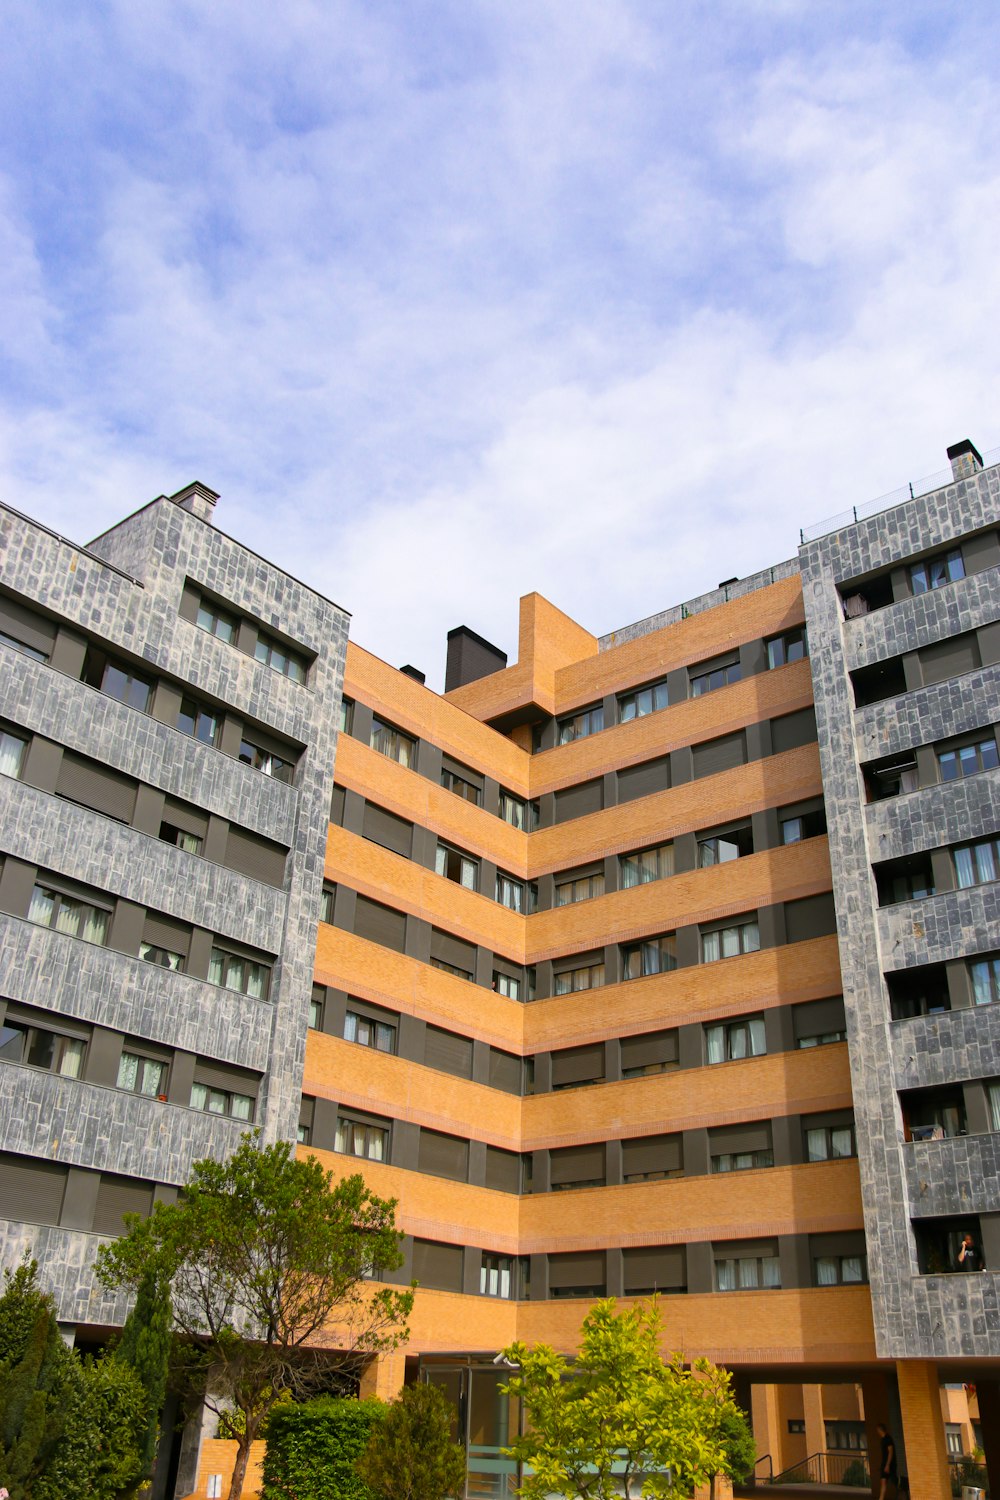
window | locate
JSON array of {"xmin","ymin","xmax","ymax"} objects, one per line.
[
  {"xmin": 480, "ymin": 1253, "xmax": 523, "ymax": 1299},
  {"xmin": 27, "ymin": 883, "xmax": 110, "ymax": 947},
  {"xmin": 825, "ymin": 1422, "xmax": 867, "ymax": 1452},
  {"xmin": 553, "ymin": 960, "xmax": 605, "ymax": 995},
  {"xmin": 83, "ymin": 649, "xmax": 154, "ymax": 713},
  {"xmin": 196, "ymin": 599, "xmax": 237, "ymax": 644},
  {"xmin": 320, "ymin": 883, "xmax": 336, "ymax": 923},
  {"xmin": 781, "ymin": 806, "xmax": 827, "ymax": 843},
  {"xmin": 620, "ymin": 842, "xmax": 674, "ymax": 888},
  {"xmin": 788, "ymin": 1420, "xmax": 805, "ymax": 1435},
  {"xmin": 971, "ymin": 956, "xmax": 1000, "ymax": 1006},
  {"xmin": 555, "ymin": 871, "xmax": 605, "ymax": 905},
  {"xmin": 190, "ymin": 1082, "xmax": 254, "ymax": 1120},
  {"xmin": 0, "ymin": 1016, "xmax": 85, "ymax": 1079},
  {"xmin": 495, "ymin": 872, "xmax": 536, "ymax": 913},
  {"xmin": 335, "ymin": 1115, "xmax": 388, "ymax": 1162},
  {"xmin": 238, "ymin": 738, "xmax": 294, "ymax": 783},
  {"xmin": 910, "ymin": 548, "xmax": 964, "ymax": 594},
  {"xmin": 440, "ymin": 765, "xmax": 482, "ymax": 805},
  {"xmin": 116, "ymin": 1050, "xmax": 168, "ymax": 1097},
  {"xmin": 622, "ymin": 935, "xmax": 676, "ymax": 980},
  {"xmin": 340, "ymin": 698, "xmax": 354, "ymax": 734},
  {"xmin": 208, "ymin": 946, "xmax": 270, "ymax": 1000},
  {"xmin": 698, "ymin": 824, "xmax": 752, "ymax": 866},
  {"xmin": 370, "ymin": 717, "xmax": 415, "ymax": 768},
  {"xmin": 159, "ymin": 821, "xmax": 202, "ymax": 855},
  {"xmin": 805, "ymin": 1124, "xmax": 856, "ymax": 1161},
  {"xmin": 701, "ymin": 921, "xmax": 760, "ymax": 963},
  {"xmin": 493, "ymin": 969, "xmax": 527, "ymax": 1001},
  {"xmin": 344, "ymin": 1009, "xmax": 396, "ymax": 1054},
  {"xmin": 712, "ymin": 1150, "xmax": 773, "ymax": 1173},
  {"xmin": 557, "ymin": 704, "xmax": 604, "ymax": 744},
  {"xmin": 499, "ymin": 791, "xmax": 539, "ymax": 830},
  {"xmin": 0, "ymin": 629, "xmax": 47, "ymax": 662},
  {"xmin": 876, "ymin": 856, "xmax": 935, "ymax": 905},
  {"xmin": 814, "ymin": 1253, "xmax": 867, "ymax": 1286},
  {"xmin": 767, "ymin": 628, "xmax": 807, "ymax": 669},
  {"xmin": 939, "ymin": 737, "xmax": 999, "ymax": 781},
  {"xmin": 179, "ymin": 697, "xmax": 219, "ymax": 747},
  {"xmin": 690, "ymin": 657, "xmax": 740, "ymax": 696},
  {"xmin": 435, "ymin": 842, "xmax": 479, "ymax": 891},
  {"xmin": 309, "ymin": 986, "xmax": 326, "ymax": 1029},
  {"xmin": 945, "ymin": 1426, "xmax": 964, "ymax": 1457},
  {"xmin": 618, "ymin": 679, "xmax": 668, "ymax": 722},
  {"xmin": 254, "ymin": 632, "xmax": 307, "ymax": 684},
  {"xmin": 865, "ymin": 756, "xmax": 918, "ymax": 801},
  {"xmin": 0, "ymin": 727, "xmax": 27, "ymax": 781},
  {"xmin": 706, "ymin": 1015, "xmax": 766, "ymax": 1063},
  {"xmin": 139, "ymin": 941, "xmax": 184, "ymax": 972},
  {"xmin": 955, "ymin": 837, "xmax": 1000, "ymax": 890},
  {"xmin": 797, "ymin": 1028, "xmax": 845, "ymax": 1049},
  {"xmin": 715, "ymin": 1253, "xmax": 780, "ymax": 1291}
]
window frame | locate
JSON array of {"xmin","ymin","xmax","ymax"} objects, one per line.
[
  {"xmin": 805, "ymin": 1123, "xmax": 857, "ymax": 1161},
  {"xmin": 622, "ymin": 934, "xmax": 677, "ymax": 981},
  {"xmin": 116, "ymin": 1048, "xmax": 169, "ymax": 1099},
  {"xmin": 714, "ymin": 1252, "xmax": 781, "ymax": 1291},
  {"xmin": 370, "ymin": 716, "xmax": 416, "ymax": 768},
  {"xmin": 938, "ymin": 735, "xmax": 999, "ymax": 783},
  {"xmin": 971, "ymin": 955, "xmax": 1000, "ymax": 1007},
  {"xmin": 767, "ymin": 628, "xmax": 808, "ymax": 670},
  {"xmin": 557, "ymin": 704, "xmax": 605, "ymax": 745},
  {"xmin": 195, "ymin": 598, "xmax": 238, "ymax": 645},
  {"xmin": 552, "ymin": 959, "xmax": 605, "ymax": 995},
  {"xmin": 697, "ymin": 823, "xmax": 753, "ymax": 866},
  {"xmin": 705, "ymin": 1015, "xmax": 767, "ymax": 1064},
  {"xmin": 254, "ymin": 631, "xmax": 308, "ymax": 685},
  {"xmin": 335, "ymin": 1112, "xmax": 390, "ymax": 1162},
  {"xmin": 617, "ymin": 678, "xmax": 669, "ymax": 723},
  {"xmin": 435, "ymin": 841, "xmax": 479, "ymax": 892},
  {"xmin": 498, "ymin": 790, "xmax": 539, "ymax": 829},
  {"xmin": 27, "ymin": 879, "xmax": 112, "ymax": 948},
  {"xmin": 690, "ymin": 656, "xmax": 741, "ymax": 697},
  {"xmin": 701, "ymin": 920, "xmax": 761, "ymax": 963},
  {"xmin": 0, "ymin": 1014, "xmax": 87, "ymax": 1079},
  {"xmin": 190, "ymin": 1080, "xmax": 255, "ymax": 1121},
  {"xmin": 343, "ymin": 1006, "xmax": 397, "ymax": 1055},
  {"xmin": 238, "ymin": 736, "xmax": 295, "ymax": 784},
  {"xmin": 178, "ymin": 696, "xmax": 219, "ymax": 747},
  {"xmin": 554, "ymin": 870, "xmax": 605, "ymax": 906},
  {"xmin": 495, "ymin": 870, "xmax": 536, "ymax": 913},
  {"xmin": 954, "ymin": 836, "xmax": 1000, "ymax": 891},
  {"xmin": 910, "ymin": 548, "xmax": 964, "ymax": 595},
  {"xmin": 0, "ymin": 725, "xmax": 28, "ymax": 781},
  {"xmin": 620, "ymin": 842, "xmax": 674, "ymax": 889},
  {"xmin": 207, "ymin": 945, "xmax": 272, "ymax": 1001}
]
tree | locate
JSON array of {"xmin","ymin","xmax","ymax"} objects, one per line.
[
  {"xmin": 114, "ymin": 1267, "xmax": 173, "ymax": 1480},
  {"xmin": 500, "ymin": 1299, "xmax": 741, "ymax": 1500},
  {"xmin": 0, "ymin": 1261, "xmax": 72, "ymax": 1494},
  {"xmin": 96, "ymin": 1133, "xmax": 413, "ymax": 1500},
  {"xmin": 262, "ymin": 1395, "xmax": 385, "ymax": 1500},
  {"xmin": 356, "ymin": 1382, "xmax": 466, "ymax": 1500},
  {"xmin": 33, "ymin": 1356, "xmax": 147, "ymax": 1500},
  {"xmin": 715, "ymin": 1402, "xmax": 756, "ymax": 1485}
]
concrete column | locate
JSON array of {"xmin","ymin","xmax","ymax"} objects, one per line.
[
  {"xmin": 896, "ymin": 1359, "xmax": 949, "ymax": 1499},
  {"xmin": 751, "ymin": 1383, "xmax": 784, "ymax": 1476},
  {"xmin": 861, "ymin": 1373, "xmax": 891, "ymax": 1499},
  {"xmin": 976, "ymin": 1380, "xmax": 1000, "ymax": 1499},
  {"xmin": 802, "ymin": 1383, "xmax": 826, "ymax": 1461}
]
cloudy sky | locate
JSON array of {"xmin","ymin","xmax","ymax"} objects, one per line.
[{"xmin": 2, "ymin": 3, "xmax": 999, "ymax": 687}]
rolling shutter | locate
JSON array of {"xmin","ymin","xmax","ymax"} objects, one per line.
[
  {"xmin": 785, "ymin": 894, "xmax": 838, "ymax": 943},
  {"xmin": 485, "ymin": 1146, "xmax": 521, "ymax": 1193},
  {"xmin": 330, "ymin": 784, "xmax": 346, "ymax": 825},
  {"xmin": 0, "ymin": 1153, "xmax": 67, "ymax": 1225},
  {"xmin": 549, "ymin": 1143, "xmax": 605, "ymax": 1187},
  {"xmin": 162, "ymin": 798, "xmax": 209, "ymax": 839},
  {"xmin": 771, "ymin": 708, "xmax": 817, "ymax": 754},
  {"xmin": 417, "ymin": 1129, "xmax": 469, "ymax": 1182},
  {"xmin": 551, "ymin": 1043, "xmax": 605, "ymax": 1088},
  {"xmin": 441, "ymin": 755, "xmax": 483, "ymax": 796},
  {"xmin": 793, "ymin": 996, "xmax": 846, "ymax": 1040},
  {"xmin": 620, "ymin": 1030, "xmax": 678, "ymax": 1071},
  {"xmin": 554, "ymin": 779, "xmax": 604, "ymax": 824},
  {"xmin": 430, "ymin": 928, "xmax": 476, "ymax": 973},
  {"xmin": 142, "ymin": 913, "xmax": 191, "ymax": 956},
  {"xmin": 424, "ymin": 1025, "xmax": 473, "ymax": 1079},
  {"xmin": 412, "ymin": 1239, "xmax": 464, "ymax": 1291},
  {"xmin": 623, "ymin": 1246, "xmax": 686, "ymax": 1292},
  {"xmin": 354, "ymin": 896, "xmax": 407, "ymax": 953},
  {"xmin": 920, "ymin": 632, "xmax": 980, "ymax": 685},
  {"xmin": 707, "ymin": 1121, "xmax": 772, "ymax": 1155},
  {"xmin": 55, "ymin": 752, "xmax": 137, "ymax": 823},
  {"xmin": 692, "ymin": 732, "xmax": 746, "ymax": 779},
  {"xmin": 224, "ymin": 828, "xmax": 287, "ymax": 887},
  {"xmin": 0, "ymin": 595, "xmax": 56, "ymax": 657},
  {"xmin": 362, "ymin": 802, "xmax": 413, "ymax": 857},
  {"xmin": 191, "ymin": 1060, "xmax": 260, "ymax": 1093},
  {"xmin": 92, "ymin": 1175, "xmax": 154, "ymax": 1236},
  {"xmin": 548, "ymin": 1250, "xmax": 605, "ymax": 1290},
  {"xmin": 617, "ymin": 757, "xmax": 669, "ymax": 804},
  {"xmin": 621, "ymin": 1133, "xmax": 682, "ymax": 1178},
  {"xmin": 488, "ymin": 1049, "xmax": 521, "ymax": 1094}
]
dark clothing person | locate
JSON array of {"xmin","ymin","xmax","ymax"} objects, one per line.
[
  {"xmin": 880, "ymin": 1432, "xmax": 897, "ymax": 1482},
  {"xmin": 957, "ymin": 1236, "xmax": 984, "ymax": 1272}
]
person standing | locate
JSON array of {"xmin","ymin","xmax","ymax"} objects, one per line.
[
  {"xmin": 876, "ymin": 1423, "xmax": 897, "ymax": 1500},
  {"xmin": 957, "ymin": 1232, "xmax": 985, "ymax": 1271}
]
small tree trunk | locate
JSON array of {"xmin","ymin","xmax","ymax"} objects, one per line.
[{"xmin": 226, "ymin": 1431, "xmax": 252, "ymax": 1500}]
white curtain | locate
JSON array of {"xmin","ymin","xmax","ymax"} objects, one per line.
[
  {"xmin": 989, "ymin": 1084, "xmax": 1000, "ymax": 1133},
  {"xmin": 749, "ymin": 1018, "xmax": 766, "ymax": 1056},
  {"xmin": 706, "ymin": 1027, "xmax": 725, "ymax": 1064},
  {"xmin": 955, "ymin": 847, "xmax": 976, "ymax": 888},
  {"xmin": 28, "ymin": 886, "xmax": 55, "ymax": 928},
  {"xmin": 117, "ymin": 1052, "xmax": 140, "ymax": 1091},
  {"xmin": 762, "ymin": 1257, "xmax": 781, "ymax": 1288},
  {"xmin": 816, "ymin": 1257, "xmax": 838, "ymax": 1286},
  {"xmin": 0, "ymin": 731, "xmax": 24, "ymax": 780},
  {"xmin": 716, "ymin": 1260, "xmax": 736, "ymax": 1291}
]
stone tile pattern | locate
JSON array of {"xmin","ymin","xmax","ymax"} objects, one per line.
[
  {"xmin": 865, "ymin": 767, "xmax": 1000, "ymax": 863},
  {"xmin": 800, "ymin": 462, "xmax": 1000, "ymax": 1358},
  {"xmin": 891, "ymin": 1006, "xmax": 1000, "ymax": 1092},
  {"xmin": 0, "ymin": 495, "xmax": 348, "ymax": 1318}
]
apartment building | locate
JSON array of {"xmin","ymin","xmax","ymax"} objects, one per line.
[{"xmin": 3, "ymin": 441, "xmax": 999, "ymax": 1500}]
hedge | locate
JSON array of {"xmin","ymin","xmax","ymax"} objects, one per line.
[{"xmin": 261, "ymin": 1396, "xmax": 385, "ymax": 1500}]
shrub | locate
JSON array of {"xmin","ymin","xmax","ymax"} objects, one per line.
[
  {"xmin": 261, "ymin": 1396, "xmax": 385, "ymax": 1500},
  {"xmin": 356, "ymin": 1383, "xmax": 466, "ymax": 1500}
]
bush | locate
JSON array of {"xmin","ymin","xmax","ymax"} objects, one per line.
[
  {"xmin": 261, "ymin": 1396, "xmax": 385, "ymax": 1500},
  {"xmin": 34, "ymin": 1356, "xmax": 147, "ymax": 1500},
  {"xmin": 842, "ymin": 1459, "xmax": 868, "ymax": 1488},
  {"xmin": 356, "ymin": 1383, "xmax": 466, "ymax": 1500}
]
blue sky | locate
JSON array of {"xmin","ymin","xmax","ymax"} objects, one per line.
[{"xmin": 2, "ymin": 2, "xmax": 999, "ymax": 686}]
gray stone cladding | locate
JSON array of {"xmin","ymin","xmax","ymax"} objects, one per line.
[
  {"xmin": 891, "ymin": 1008, "xmax": 1000, "ymax": 1092},
  {"xmin": 903, "ymin": 1136, "xmax": 1000, "ymax": 1220},
  {"xmin": 0, "ymin": 1220, "xmax": 133, "ymax": 1328},
  {"xmin": 0, "ymin": 491, "xmax": 349, "ymax": 1323},
  {"xmin": 800, "ymin": 461, "xmax": 1000, "ymax": 1360}
]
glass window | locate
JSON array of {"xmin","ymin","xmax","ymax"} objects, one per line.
[
  {"xmin": 0, "ymin": 1018, "xmax": 85, "ymax": 1078},
  {"xmin": 479, "ymin": 1253, "xmax": 520, "ymax": 1299},
  {"xmin": 698, "ymin": 825, "xmax": 752, "ymax": 865},
  {"xmin": 27, "ymin": 883, "xmax": 110, "ymax": 946},
  {"xmin": 805, "ymin": 1124, "xmax": 856, "ymax": 1161},
  {"xmin": 0, "ymin": 628, "xmax": 48, "ymax": 662},
  {"xmin": 767, "ymin": 629, "xmax": 808, "ymax": 669},
  {"xmin": 340, "ymin": 698, "xmax": 354, "ymax": 734},
  {"xmin": 499, "ymin": 791, "xmax": 539, "ymax": 829},
  {"xmin": 706, "ymin": 1016, "xmax": 766, "ymax": 1064},
  {"xmin": 344, "ymin": 1010, "xmax": 396, "ymax": 1053},
  {"xmin": 797, "ymin": 1029, "xmax": 846, "ymax": 1049},
  {"xmin": 117, "ymin": 1050, "xmax": 167, "ymax": 1097},
  {"xmin": 335, "ymin": 1116, "xmax": 388, "ymax": 1161},
  {"xmin": 553, "ymin": 962, "xmax": 605, "ymax": 995},
  {"xmin": 159, "ymin": 821, "xmax": 202, "ymax": 854},
  {"xmin": 0, "ymin": 727, "xmax": 27, "ymax": 781},
  {"xmin": 370, "ymin": 717, "xmax": 415, "ymax": 768},
  {"xmin": 208, "ymin": 947, "xmax": 271, "ymax": 1000},
  {"xmin": 815, "ymin": 1254, "xmax": 866, "ymax": 1285},
  {"xmin": 493, "ymin": 971, "xmax": 521, "ymax": 1000},
  {"xmin": 620, "ymin": 843, "xmax": 674, "ymax": 888},
  {"xmin": 196, "ymin": 600, "xmax": 237, "ymax": 644},
  {"xmin": 435, "ymin": 842, "xmax": 479, "ymax": 891},
  {"xmin": 716, "ymin": 1255, "xmax": 780, "ymax": 1291},
  {"xmin": 557, "ymin": 705, "xmax": 604, "ymax": 745},
  {"xmin": 711, "ymin": 1150, "xmax": 773, "ymax": 1173},
  {"xmin": 955, "ymin": 837, "xmax": 1000, "ymax": 890},
  {"xmin": 430, "ymin": 956, "xmax": 474, "ymax": 981},
  {"xmin": 701, "ymin": 921, "xmax": 760, "ymax": 963},
  {"xmin": 910, "ymin": 549, "xmax": 964, "ymax": 594},
  {"xmin": 781, "ymin": 807, "xmax": 827, "ymax": 843},
  {"xmin": 690, "ymin": 659, "xmax": 741, "ymax": 696},
  {"xmin": 555, "ymin": 871, "xmax": 605, "ymax": 905},
  {"xmin": 190, "ymin": 1082, "xmax": 255, "ymax": 1120},
  {"xmin": 441, "ymin": 766, "xmax": 482, "ymax": 805},
  {"xmin": 239, "ymin": 738, "xmax": 294, "ymax": 783},
  {"xmin": 320, "ymin": 883, "xmax": 336, "ymax": 923},
  {"xmin": 96, "ymin": 658, "xmax": 154, "ymax": 713},
  {"xmin": 939, "ymin": 738, "xmax": 1000, "ymax": 781},
  {"xmin": 622, "ymin": 935, "xmax": 677, "ymax": 980},
  {"xmin": 495, "ymin": 872, "xmax": 536, "ymax": 912},
  {"xmin": 971, "ymin": 956, "xmax": 1000, "ymax": 1006},
  {"xmin": 254, "ymin": 633, "xmax": 307, "ymax": 684},
  {"xmin": 178, "ymin": 697, "xmax": 218, "ymax": 746},
  {"xmin": 139, "ymin": 941, "xmax": 184, "ymax": 972},
  {"xmin": 618, "ymin": 680, "xmax": 669, "ymax": 723}
]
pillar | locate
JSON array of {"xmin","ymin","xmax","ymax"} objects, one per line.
[
  {"xmin": 897, "ymin": 1360, "xmax": 949, "ymax": 1500},
  {"xmin": 751, "ymin": 1384, "xmax": 783, "ymax": 1477},
  {"xmin": 977, "ymin": 1380, "xmax": 1000, "ymax": 1498},
  {"xmin": 803, "ymin": 1383, "xmax": 826, "ymax": 1461},
  {"xmin": 861, "ymin": 1374, "xmax": 891, "ymax": 1500},
  {"xmin": 359, "ymin": 1350, "xmax": 407, "ymax": 1402}
]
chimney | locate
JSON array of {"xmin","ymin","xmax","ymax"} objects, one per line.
[
  {"xmin": 169, "ymin": 481, "xmax": 220, "ymax": 523},
  {"xmin": 399, "ymin": 665, "xmax": 426, "ymax": 685},
  {"xmin": 946, "ymin": 440, "xmax": 983, "ymax": 483},
  {"xmin": 445, "ymin": 626, "xmax": 508, "ymax": 692}
]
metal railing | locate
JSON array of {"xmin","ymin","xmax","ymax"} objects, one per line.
[
  {"xmin": 768, "ymin": 1449, "xmax": 870, "ymax": 1487},
  {"xmin": 800, "ymin": 446, "xmax": 1000, "ymax": 546}
]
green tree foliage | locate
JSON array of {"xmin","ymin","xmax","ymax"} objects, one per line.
[
  {"xmin": 33, "ymin": 1356, "xmax": 147, "ymax": 1500},
  {"xmin": 262, "ymin": 1395, "xmax": 384, "ymax": 1500},
  {"xmin": 715, "ymin": 1403, "xmax": 756, "ymax": 1483},
  {"xmin": 96, "ymin": 1133, "xmax": 413, "ymax": 1500},
  {"xmin": 356, "ymin": 1382, "xmax": 467, "ymax": 1500},
  {"xmin": 115, "ymin": 1268, "xmax": 173, "ymax": 1477},
  {"xmin": 500, "ymin": 1299, "xmax": 746, "ymax": 1500}
]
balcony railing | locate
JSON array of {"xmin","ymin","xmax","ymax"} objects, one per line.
[{"xmin": 800, "ymin": 447, "xmax": 1000, "ymax": 545}]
